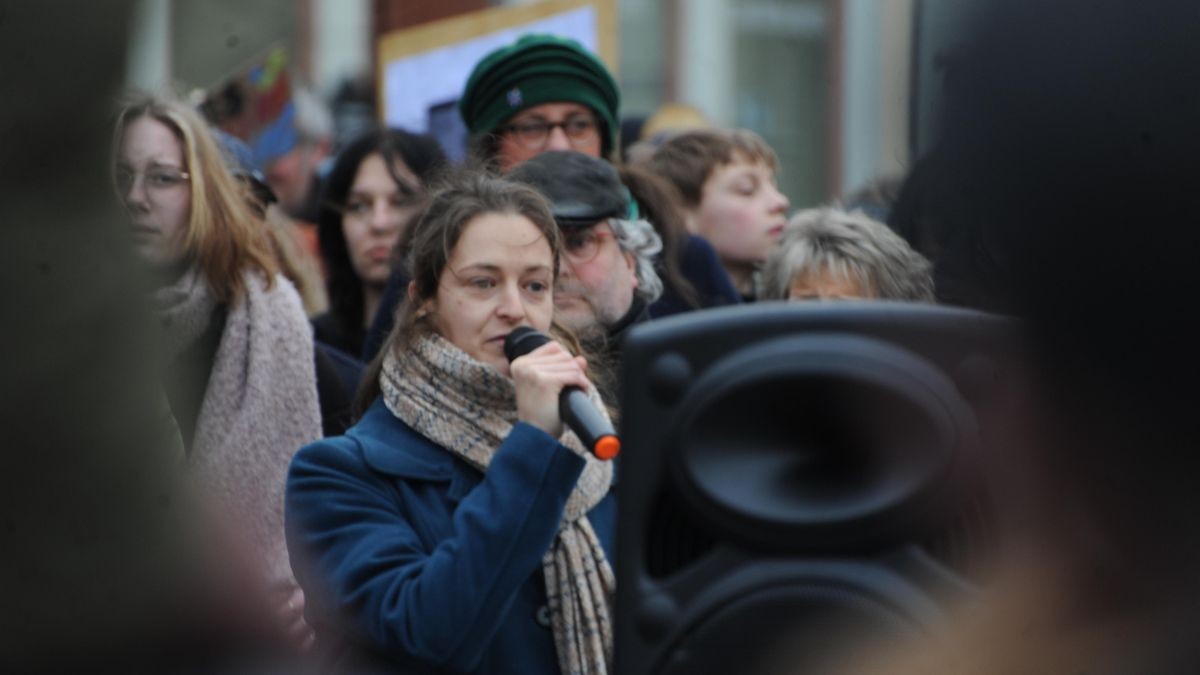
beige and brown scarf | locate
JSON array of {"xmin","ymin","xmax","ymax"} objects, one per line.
[
  {"xmin": 155, "ymin": 265, "xmax": 322, "ymax": 586},
  {"xmin": 380, "ymin": 333, "xmax": 615, "ymax": 675}
]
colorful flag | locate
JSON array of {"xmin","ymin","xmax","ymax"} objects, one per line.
[{"xmin": 201, "ymin": 46, "xmax": 297, "ymax": 169}]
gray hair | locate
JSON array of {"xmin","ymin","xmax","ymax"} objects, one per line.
[
  {"xmin": 763, "ymin": 207, "xmax": 935, "ymax": 302},
  {"xmin": 611, "ymin": 217, "xmax": 665, "ymax": 304}
]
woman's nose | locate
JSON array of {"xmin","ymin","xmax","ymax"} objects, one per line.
[
  {"xmin": 369, "ymin": 200, "xmax": 397, "ymax": 232},
  {"xmin": 124, "ymin": 175, "xmax": 149, "ymax": 209},
  {"xmin": 495, "ymin": 282, "xmax": 527, "ymax": 321}
]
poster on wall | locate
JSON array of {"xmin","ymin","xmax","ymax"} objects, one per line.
[{"xmin": 378, "ymin": 0, "xmax": 617, "ymax": 163}]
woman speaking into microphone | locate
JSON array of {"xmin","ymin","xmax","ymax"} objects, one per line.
[{"xmin": 285, "ymin": 173, "xmax": 616, "ymax": 675}]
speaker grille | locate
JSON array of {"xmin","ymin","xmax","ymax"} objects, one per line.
[{"xmin": 645, "ymin": 487, "xmax": 716, "ymax": 579}]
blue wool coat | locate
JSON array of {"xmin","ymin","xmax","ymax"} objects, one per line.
[{"xmin": 285, "ymin": 399, "xmax": 617, "ymax": 674}]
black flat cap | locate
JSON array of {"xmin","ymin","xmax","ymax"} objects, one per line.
[{"xmin": 507, "ymin": 150, "xmax": 628, "ymax": 229}]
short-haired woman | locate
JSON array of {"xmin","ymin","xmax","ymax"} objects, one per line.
[{"xmin": 763, "ymin": 207, "xmax": 935, "ymax": 302}]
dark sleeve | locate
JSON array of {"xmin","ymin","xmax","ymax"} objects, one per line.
[
  {"xmin": 311, "ymin": 312, "xmax": 343, "ymax": 353},
  {"xmin": 361, "ymin": 268, "xmax": 409, "ymax": 362},
  {"xmin": 312, "ymin": 342, "xmax": 364, "ymax": 437},
  {"xmin": 285, "ymin": 423, "xmax": 585, "ymax": 672}
]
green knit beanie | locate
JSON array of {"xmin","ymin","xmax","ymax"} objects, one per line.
[{"xmin": 459, "ymin": 34, "xmax": 620, "ymax": 154}]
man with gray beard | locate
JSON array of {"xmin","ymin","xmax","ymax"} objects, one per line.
[{"xmin": 508, "ymin": 151, "xmax": 664, "ymax": 403}]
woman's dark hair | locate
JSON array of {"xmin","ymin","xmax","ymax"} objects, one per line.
[
  {"xmin": 317, "ymin": 127, "xmax": 448, "ymax": 344},
  {"xmin": 355, "ymin": 171, "xmax": 575, "ymax": 411},
  {"xmin": 618, "ymin": 163, "xmax": 701, "ymax": 310}
]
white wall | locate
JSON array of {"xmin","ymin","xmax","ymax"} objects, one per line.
[
  {"xmin": 839, "ymin": 0, "xmax": 912, "ymax": 195},
  {"xmin": 126, "ymin": 0, "xmax": 170, "ymax": 91},
  {"xmin": 312, "ymin": 0, "xmax": 372, "ymax": 95},
  {"xmin": 676, "ymin": 0, "xmax": 736, "ymax": 126},
  {"xmin": 126, "ymin": 0, "xmax": 372, "ymax": 97}
]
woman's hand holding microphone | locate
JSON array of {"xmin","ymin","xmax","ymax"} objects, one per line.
[{"xmin": 510, "ymin": 340, "xmax": 591, "ymax": 438}]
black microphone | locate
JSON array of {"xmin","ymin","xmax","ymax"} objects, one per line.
[{"xmin": 503, "ymin": 327, "xmax": 620, "ymax": 460}]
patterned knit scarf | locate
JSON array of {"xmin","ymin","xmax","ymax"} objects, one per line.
[{"xmin": 380, "ymin": 334, "xmax": 615, "ymax": 675}]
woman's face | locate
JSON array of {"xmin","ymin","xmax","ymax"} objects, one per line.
[
  {"xmin": 788, "ymin": 268, "xmax": 873, "ymax": 301},
  {"xmin": 117, "ymin": 116, "xmax": 192, "ymax": 267},
  {"xmin": 426, "ymin": 212, "xmax": 555, "ymax": 375},
  {"xmin": 342, "ymin": 152, "xmax": 423, "ymax": 289}
]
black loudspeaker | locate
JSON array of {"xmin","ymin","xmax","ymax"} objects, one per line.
[{"xmin": 614, "ymin": 302, "xmax": 1013, "ymax": 675}]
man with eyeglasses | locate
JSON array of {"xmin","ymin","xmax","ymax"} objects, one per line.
[
  {"xmin": 459, "ymin": 34, "xmax": 620, "ymax": 173},
  {"xmin": 508, "ymin": 151, "xmax": 664, "ymax": 403},
  {"xmin": 360, "ymin": 35, "xmax": 625, "ymax": 362},
  {"xmin": 362, "ymin": 33, "xmax": 726, "ymax": 363}
]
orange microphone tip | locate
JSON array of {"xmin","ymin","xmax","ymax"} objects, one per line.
[{"xmin": 595, "ymin": 436, "xmax": 621, "ymax": 461}]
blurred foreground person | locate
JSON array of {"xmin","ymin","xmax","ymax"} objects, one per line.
[
  {"xmin": 762, "ymin": 207, "xmax": 934, "ymax": 302},
  {"xmin": 829, "ymin": 1, "xmax": 1200, "ymax": 673},
  {"xmin": 4, "ymin": 3, "xmax": 320, "ymax": 670},
  {"xmin": 287, "ymin": 175, "xmax": 616, "ymax": 674},
  {"xmin": 114, "ymin": 93, "xmax": 321, "ymax": 647}
]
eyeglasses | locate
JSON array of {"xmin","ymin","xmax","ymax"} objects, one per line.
[
  {"xmin": 501, "ymin": 115, "xmax": 599, "ymax": 150},
  {"xmin": 115, "ymin": 166, "xmax": 190, "ymax": 194},
  {"xmin": 562, "ymin": 221, "xmax": 617, "ymax": 264}
]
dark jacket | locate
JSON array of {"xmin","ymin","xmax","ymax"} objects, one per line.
[
  {"xmin": 585, "ymin": 296, "xmax": 650, "ymax": 407},
  {"xmin": 285, "ymin": 399, "xmax": 616, "ymax": 674},
  {"xmin": 312, "ymin": 311, "xmax": 366, "ymax": 360},
  {"xmin": 650, "ymin": 234, "xmax": 741, "ymax": 318},
  {"xmin": 361, "ymin": 268, "xmax": 410, "ymax": 363},
  {"xmin": 606, "ymin": 295, "xmax": 649, "ymax": 354},
  {"xmin": 312, "ymin": 341, "xmax": 364, "ymax": 437}
]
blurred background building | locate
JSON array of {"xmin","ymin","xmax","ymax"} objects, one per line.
[{"xmin": 127, "ymin": 0, "xmax": 916, "ymax": 209}]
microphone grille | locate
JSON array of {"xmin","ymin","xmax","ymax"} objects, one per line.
[{"xmin": 503, "ymin": 326, "xmax": 550, "ymax": 362}]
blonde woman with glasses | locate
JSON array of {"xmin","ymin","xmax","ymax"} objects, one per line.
[{"xmin": 113, "ymin": 92, "xmax": 321, "ymax": 648}]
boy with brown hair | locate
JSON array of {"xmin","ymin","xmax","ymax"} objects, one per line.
[{"xmin": 644, "ymin": 129, "xmax": 790, "ymax": 299}]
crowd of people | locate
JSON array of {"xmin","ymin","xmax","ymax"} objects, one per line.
[
  {"xmin": 71, "ymin": 1, "xmax": 1200, "ymax": 672},
  {"xmin": 110, "ymin": 31, "xmax": 931, "ymax": 673}
]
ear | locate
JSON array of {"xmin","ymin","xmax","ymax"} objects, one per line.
[
  {"xmin": 409, "ymin": 281, "xmax": 433, "ymax": 318},
  {"xmin": 622, "ymin": 249, "xmax": 639, "ymax": 289}
]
